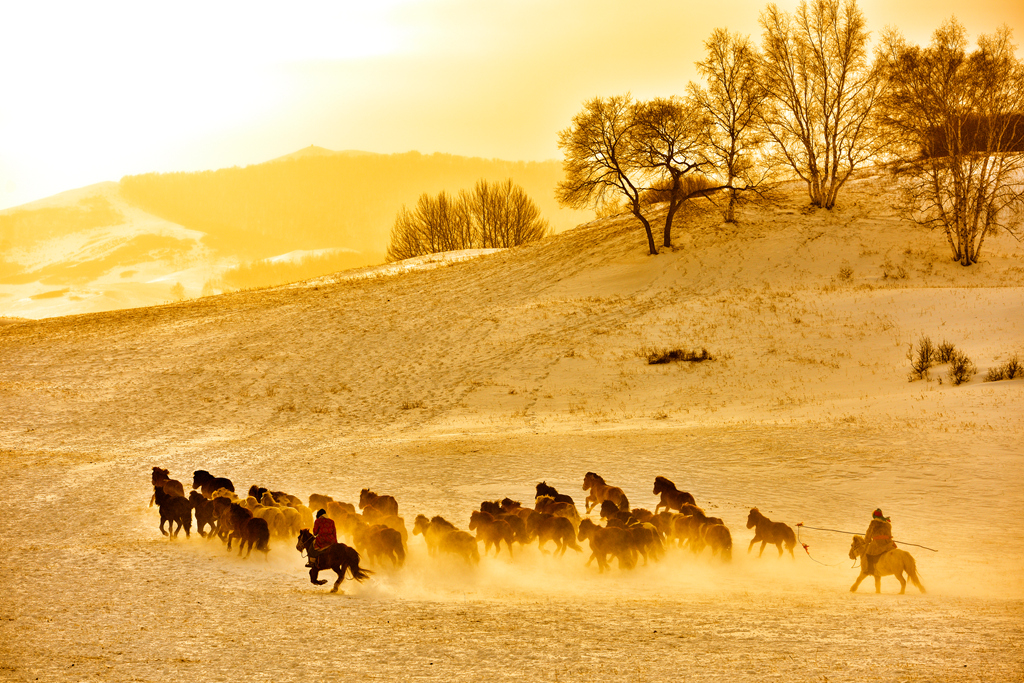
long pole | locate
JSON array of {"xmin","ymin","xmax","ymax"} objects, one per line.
[{"xmin": 796, "ymin": 523, "xmax": 938, "ymax": 552}]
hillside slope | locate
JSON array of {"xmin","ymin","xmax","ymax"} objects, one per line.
[
  {"xmin": 2, "ymin": 175, "xmax": 1023, "ymax": 682},
  {"xmin": 0, "ymin": 149, "xmax": 590, "ymax": 319},
  {"xmin": 1, "ymin": 175, "xmax": 1021, "ymax": 455}
]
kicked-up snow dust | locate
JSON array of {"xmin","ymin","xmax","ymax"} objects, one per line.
[{"xmin": 1, "ymin": 426, "xmax": 1021, "ymax": 682}]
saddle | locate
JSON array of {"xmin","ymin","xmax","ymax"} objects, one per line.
[{"xmin": 306, "ymin": 543, "xmax": 337, "ymax": 569}]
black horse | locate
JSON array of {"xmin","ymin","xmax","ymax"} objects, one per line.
[
  {"xmin": 296, "ymin": 529, "xmax": 372, "ymax": 593},
  {"xmin": 192, "ymin": 470, "xmax": 234, "ymax": 498},
  {"xmin": 535, "ymin": 481, "xmax": 576, "ymax": 508},
  {"xmin": 153, "ymin": 485, "xmax": 192, "ymax": 539}
]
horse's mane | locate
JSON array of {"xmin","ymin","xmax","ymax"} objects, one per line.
[
  {"xmin": 654, "ymin": 476, "xmax": 675, "ymax": 489},
  {"xmin": 585, "ymin": 472, "xmax": 605, "ymax": 484}
]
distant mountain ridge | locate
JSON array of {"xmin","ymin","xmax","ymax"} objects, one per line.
[
  {"xmin": 0, "ymin": 148, "xmax": 590, "ymax": 319},
  {"xmin": 119, "ymin": 149, "xmax": 585, "ymax": 261}
]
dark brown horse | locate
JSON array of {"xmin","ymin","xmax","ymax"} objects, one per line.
[
  {"xmin": 577, "ymin": 519, "xmax": 637, "ymax": 572},
  {"xmin": 153, "ymin": 485, "xmax": 192, "ymax": 539},
  {"xmin": 296, "ymin": 529, "xmax": 372, "ymax": 593},
  {"xmin": 535, "ymin": 482, "xmax": 577, "ymax": 509},
  {"xmin": 192, "ymin": 470, "xmax": 235, "ymax": 498},
  {"xmin": 150, "ymin": 467, "xmax": 185, "ymax": 506},
  {"xmin": 653, "ymin": 476, "xmax": 696, "ymax": 513},
  {"xmin": 359, "ymin": 488, "xmax": 399, "ymax": 519},
  {"xmin": 236, "ymin": 517, "xmax": 271, "ymax": 560},
  {"xmin": 526, "ymin": 512, "xmax": 581, "ymax": 556},
  {"xmin": 189, "ymin": 491, "xmax": 216, "ymax": 537},
  {"xmin": 746, "ymin": 508, "xmax": 796, "ymax": 558},
  {"xmin": 353, "ymin": 522, "xmax": 405, "ymax": 569},
  {"xmin": 469, "ymin": 511, "xmax": 515, "ymax": 558}
]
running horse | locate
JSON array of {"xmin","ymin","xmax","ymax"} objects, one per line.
[
  {"xmin": 746, "ymin": 508, "xmax": 796, "ymax": 558},
  {"xmin": 296, "ymin": 529, "xmax": 372, "ymax": 593},
  {"xmin": 849, "ymin": 535, "xmax": 925, "ymax": 594},
  {"xmin": 582, "ymin": 472, "xmax": 629, "ymax": 514}
]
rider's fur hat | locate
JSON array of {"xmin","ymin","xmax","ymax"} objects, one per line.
[
  {"xmin": 872, "ymin": 508, "xmax": 890, "ymax": 521},
  {"xmin": 316, "ymin": 508, "xmax": 327, "ymax": 518}
]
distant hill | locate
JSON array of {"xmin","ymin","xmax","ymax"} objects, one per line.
[
  {"xmin": 119, "ymin": 149, "xmax": 589, "ymax": 261},
  {"xmin": 0, "ymin": 148, "xmax": 592, "ymax": 319}
]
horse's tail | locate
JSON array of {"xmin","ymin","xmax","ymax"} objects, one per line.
[
  {"xmin": 783, "ymin": 524, "xmax": 797, "ymax": 551},
  {"xmin": 394, "ymin": 541, "xmax": 406, "ymax": 569},
  {"xmin": 904, "ymin": 553, "xmax": 926, "ymax": 593},
  {"xmin": 347, "ymin": 550, "xmax": 373, "ymax": 582},
  {"xmin": 620, "ymin": 493, "xmax": 630, "ymax": 512}
]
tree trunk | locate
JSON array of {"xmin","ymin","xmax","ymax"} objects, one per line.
[{"xmin": 632, "ymin": 205, "xmax": 658, "ymax": 255}]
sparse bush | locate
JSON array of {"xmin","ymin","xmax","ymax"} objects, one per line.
[
  {"xmin": 882, "ymin": 257, "xmax": 908, "ymax": 280},
  {"xmin": 400, "ymin": 400, "xmax": 424, "ymax": 410},
  {"xmin": 948, "ymin": 350, "xmax": 976, "ymax": 385},
  {"xmin": 985, "ymin": 355, "xmax": 1021, "ymax": 382},
  {"xmin": 908, "ymin": 336, "xmax": 935, "ymax": 380},
  {"xmin": 936, "ymin": 340, "xmax": 957, "ymax": 364},
  {"xmin": 647, "ymin": 347, "xmax": 713, "ymax": 365},
  {"xmin": 837, "ymin": 264, "xmax": 853, "ymax": 281}
]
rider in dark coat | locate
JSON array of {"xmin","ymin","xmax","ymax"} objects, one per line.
[{"xmin": 863, "ymin": 508, "xmax": 895, "ymax": 575}]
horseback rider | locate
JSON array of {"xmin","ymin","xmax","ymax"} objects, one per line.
[
  {"xmin": 306, "ymin": 508, "xmax": 337, "ymax": 568},
  {"xmin": 863, "ymin": 508, "xmax": 895, "ymax": 575}
]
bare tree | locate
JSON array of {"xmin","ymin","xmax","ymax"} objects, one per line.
[
  {"xmin": 691, "ymin": 28, "xmax": 774, "ymax": 222},
  {"xmin": 466, "ymin": 179, "xmax": 550, "ymax": 249},
  {"xmin": 387, "ymin": 181, "xmax": 548, "ymax": 262},
  {"xmin": 556, "ymin": 94, "xmax": 659, "ymax": 254},
  {"xmin": 876, "ymin": 20, "xmax": 1024, "ymax": 265},
  {"xmin": 386, "ymin": 190, "xmax": 472, "ymax": 262},
  {"xmin": 631, "ymin": 96, "xmax": 716, "ymax": 247},
  {"xmin": 759, "ymin": 0, "xmax": 881, "ymax": 209}
]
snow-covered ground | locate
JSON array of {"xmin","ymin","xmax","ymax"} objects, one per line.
[{"xmin": 1, "ymin": 177, "xmax": 1022, "ymax": 681}]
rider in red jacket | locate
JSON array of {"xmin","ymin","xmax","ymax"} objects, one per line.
[{"xmin": 306, "ymin": 509, "xmax": 337, "ymax": 567}]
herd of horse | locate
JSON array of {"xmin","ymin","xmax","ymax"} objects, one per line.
[{"xmin": 149, "ymin": 467, "xmax": 924, "ymax": 595}]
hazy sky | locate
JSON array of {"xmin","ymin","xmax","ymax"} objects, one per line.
[{"xmin": 1, "ymin": 0, "xmax": 1021, "ymax": 210}]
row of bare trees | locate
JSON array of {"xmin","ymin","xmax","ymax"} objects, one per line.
[
  {"xmin": 557, "ymin": 0, "xmax": 1024, "ymax": 264},
  {"xmin": 386, "ymin": 179, "xmax": 550, "ymax": 262}
]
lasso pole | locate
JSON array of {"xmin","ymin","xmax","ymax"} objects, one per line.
[{"xmin": 796, "ymin": 523, "xmax": 939, "ymax": 552}]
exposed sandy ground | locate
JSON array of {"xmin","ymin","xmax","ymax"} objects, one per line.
[{"xmin": 0, "ymin": 177, "xmax": 1022, "ymax": 682}]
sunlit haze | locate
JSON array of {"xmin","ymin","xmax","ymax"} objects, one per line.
[{"xmin": 1, "ymin": 0, "xmax": 1021, "ymax": 209}]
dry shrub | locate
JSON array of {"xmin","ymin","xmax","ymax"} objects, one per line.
[
  {"xmin": 837, "ymin": 264, "xmax": 853, "ymax": 281},
  {"xmin": 908, "ymin": 336, "xmax": 935, "ymax": 380},
  {"xmin": 985, "ymin": 355, "xmax": 1021, "ymax": 382},
  {"xmin": 647, "ymin": 347, "xmax": 713, "ymax": 365},
  {"xmin": 948, "ymin": 351, "xmax": 976, "ymax": 386},
  {"xmin": 936, "ymin": 340, "xmax": 957, "ymax": 364}
]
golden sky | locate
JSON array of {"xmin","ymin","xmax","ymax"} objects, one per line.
[{"xmin": 0, "ymin": 0, "xmax": 1021, "ymax": 210}]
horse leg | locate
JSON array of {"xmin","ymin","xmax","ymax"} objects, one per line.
[
  {"xmin": 850, "ymin": 572, "xmax": 868, "ymax": 592},
  {"xmin": 896, "ymin": 572, "xmax": 907, "ymax": 594},
  {"xmin": 747, "ymin": 536, "xmax": 758, "ymax": 554},
  {"xmin": 776, "ymin": 542, "xmax": 784, "ymax": 558},
  {"xmin": 310, "ymin": 567, "xmax": 326, "ymax": 586},
  {"xmin": 874, "ymin": 574, "xmax": 882, "ymax": 593},
  {"xmin": 758, "ymin": 541, "xmax": 767, "ymax": 558},
  {"xmin": 331, "ymin": 567, "xmax": 345, "ymax": 593},
  {"xmin": 244, "ymin": 541, "xmax": 253, "ymax": 559}
]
